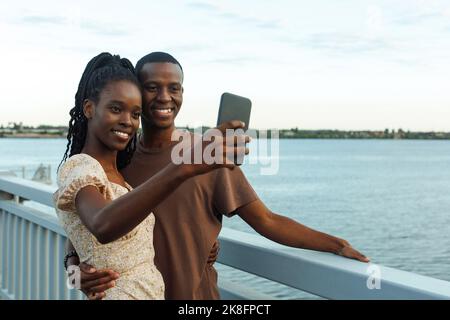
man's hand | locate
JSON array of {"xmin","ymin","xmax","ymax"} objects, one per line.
[
  {"xmin": 78, "ymin": 262, "xmax": 120, "ymax": 300},
  {"xmin": 337, "ymin": 240, "xmax": 370, "ymax": 263}
]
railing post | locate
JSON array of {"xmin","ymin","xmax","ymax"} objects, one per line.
[
  {"xmin": 6, "ymin": 214, "xmax": 15, "ymax": 294},
  {"xmin": 57, "ymin": 234, "xmax": 68, "ymax": 300},
  {"xmin": 22, "ymin": 220, "xmax": 30, "ymax": 300},
  {"xmin": 30, "ymin": 223, "xmax": 38, "ymax": 300},
  {"xmin": 38, "ymin": 225, "xmax": 49, "ymax": 299},
  {"xmin": 14, "ymin": 216, "xmax": 22, "ymax": 299},
  {"xmin": 0, "ymin": 210, "xmax": 5, "ymax": 292},
  {"xmin": 47, "ymin": 231, "xmax": 56, "ymax": 299}
]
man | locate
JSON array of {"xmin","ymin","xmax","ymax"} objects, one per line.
[{"xmin": 66, "ymin": 52, "xmax": 369, "ymax": 300}]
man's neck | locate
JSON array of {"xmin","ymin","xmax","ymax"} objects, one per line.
[{"xmin": 141, "ymin": 124, "xmax": 176, "ymax": 149}]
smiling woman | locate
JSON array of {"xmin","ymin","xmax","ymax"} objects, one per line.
[{"xmin": 82, "ymin": 81, "xmax": 142, "ymax": 163}]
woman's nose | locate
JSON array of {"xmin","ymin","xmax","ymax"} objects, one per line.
[{"xmin": 119, "ymin": 112, "xmax": 132, "ymax": 126}]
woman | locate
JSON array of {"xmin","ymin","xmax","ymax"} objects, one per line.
[{"xmin": 54, "ymin": 52, "xmax": 247, "ymax": 299}]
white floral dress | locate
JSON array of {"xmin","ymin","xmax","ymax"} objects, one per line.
[{"xmin": 53, "ymin": 153, "xmax": 165, "ymax": 300}]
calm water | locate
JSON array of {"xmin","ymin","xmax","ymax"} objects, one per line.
[{"xmin": 1, "ymin": 138, "xmax": 450, "ymax": 298}]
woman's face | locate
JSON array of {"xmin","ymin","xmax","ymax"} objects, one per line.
[{"xmin": 84, "ymin": 80, "xmax": 142, "ymax": 152}]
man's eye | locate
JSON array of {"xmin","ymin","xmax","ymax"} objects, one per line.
[
  {"xmin": 146, "ymin": 85, "xmax": 157, "ymax": 92},
  {"xmin": 170, "ymin": 86, "xmax": 180, "ymax": 92}
]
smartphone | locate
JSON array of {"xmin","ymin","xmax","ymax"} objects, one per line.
[{"xmin": 216, "ymin": 92, "xmax": 252, "ymax": 131}]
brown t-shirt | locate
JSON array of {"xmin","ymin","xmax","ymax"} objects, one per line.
[{"xmin": 121, "ymin": 134, "xmax": 258, "ymax": 299}]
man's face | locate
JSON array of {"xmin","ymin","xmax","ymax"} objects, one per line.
[{"xmin": 139, "ymin": 62, "xmax": 183, "ymax": 130}]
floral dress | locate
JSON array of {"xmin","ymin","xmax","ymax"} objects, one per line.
[{"xmin": 53, "ymin": 153, "xmax": 165, "ymax": 300}]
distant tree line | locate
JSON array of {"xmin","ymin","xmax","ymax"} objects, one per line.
[
  {"xmin": 1, "ymin": 123, "xmax": 450, "ymax": 140},
  {"xmin": 0, "ymin": 123, "xmax": 68, "ymax": 137},
  {"xmin": 274, "ymin": 128, "xmax": 450, "ymax": 140},
  {"xmin": 182, "ymin": 126, "xmax": 450, "ymax": 140}
]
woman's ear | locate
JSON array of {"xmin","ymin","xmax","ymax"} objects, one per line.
[{"xmin": 83, "ymin": 99, "xmax": 94, "ymax": 119}]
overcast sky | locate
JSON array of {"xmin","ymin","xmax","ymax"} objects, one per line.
[{"xmin": 1, "ymin": 0, "xmax": 449, "ymax": 131}]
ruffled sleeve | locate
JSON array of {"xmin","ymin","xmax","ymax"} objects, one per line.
[{"xmin": 54, "ymin": 154, "xmax": 108, "ymax": 212}]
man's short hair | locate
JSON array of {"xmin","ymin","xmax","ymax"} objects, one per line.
[{"xmin": 135, "ymin": 52, "xmax": 183, "ymax": 78}]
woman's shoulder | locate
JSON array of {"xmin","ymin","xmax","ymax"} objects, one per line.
[
  {"xmin": 57, "ymin": 153, "xmax": 107, "ymax": 185},
  {"xmin": 60, "ymin": 153, "xmax": 102, "ymax": 172},
  {"xmin": 54, "ymin": 154, "xmax": 110, "ymax": 212}
]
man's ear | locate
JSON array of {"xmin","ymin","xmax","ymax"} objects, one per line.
[{"xmin": 83, "ymin": 99, "xmax": 94, "ymax": 119}]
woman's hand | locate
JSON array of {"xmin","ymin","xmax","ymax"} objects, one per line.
[{"xmin": 179, "ymin": 120, "xmax": 251, "ymax": 176}]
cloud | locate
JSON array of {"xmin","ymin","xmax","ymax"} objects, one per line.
[
  {"xmin": 392, "ymin": 12, "xmax": 443, "ymax": 25},
  {"xmin": 297, "ymin": 32, "xmax": 391, "ymax": 54},
  {"xmin": 187, "ymin": 1, "xmax": 281, "ymax": 30},
  {"xmin": 81, "ymin": 20, "xmax": 128, "ymax": 36},
  {"xmin": 217, "ymin": 12, "xmax": 281, "ymax": 30},
  {"xmin": 207, "ymin": 57, "xmax": 257, "ymax": 65},
  {"xmin": 22, "ymin": 15, "xmax": 67, "ymax": 25},
  {"xmin": 21, "ymin": 14, "xmax": 128, "ymax": 37},
  {"xmin": 187, "ymin": 1, "xmax": 217, "ymax": 11},
  {"xmin": 164, "ymin": 43, "xmax": 212, "ymax": 53},
  {"xmin": 206, "ymin": 55, "xmax": 284, "ymax": 66},
  {"xmin": 256, "ymin": 21, "xmax": 280, "ymax": 30}
]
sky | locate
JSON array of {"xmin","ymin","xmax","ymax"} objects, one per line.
[{"xmin": 0, "ymin": 0, "xmax": 449, "ymax": 131}]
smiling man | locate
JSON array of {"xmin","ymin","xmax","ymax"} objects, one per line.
[{"xmin": 66, "ymin": 52, "xmax": 369, "ymax": 300}]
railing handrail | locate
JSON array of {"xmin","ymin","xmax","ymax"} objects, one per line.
[
  {"xmin": 1, "ymin": 174, "xmax": 450, "ymax": 300},
  {"xmin": 218, "ymin": 228, "xmax": 450, "ymax": 299},
  {"xmin": 0, "ymin": 173, "xmax": 55, "ymax": 206}
]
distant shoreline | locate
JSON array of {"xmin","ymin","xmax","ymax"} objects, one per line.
[
  {"xmin": 1, "ymin": 127, "xmax": 450, "ymax": 140},
  {"xmin": 0, "ymin": 134, "xmax": 66, "ymax": 139},
  {"xmin": 2, "ymin": 135, "xmax": 450, "ymax": 141}
]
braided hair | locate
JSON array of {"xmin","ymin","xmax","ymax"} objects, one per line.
[{"xmin": 59, "ymin": 52, "xmax": 141, "ymax": 171}]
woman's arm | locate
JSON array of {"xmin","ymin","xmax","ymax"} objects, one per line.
[
  {"xmin": 76, "ymin": 121, "xmax": 249, "ymax": 244},
  {"xmin": 76, "ymin": 162, "xmax": 191, "ymax": 244}
]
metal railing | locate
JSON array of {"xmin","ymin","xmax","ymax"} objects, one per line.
[
  {"xmin": 1, "ymin": 172, "xmax": 450, "ymax": 300},
  {"xmin": 0, "ymin": 173, "xmax": 83, "ymax": 300}
]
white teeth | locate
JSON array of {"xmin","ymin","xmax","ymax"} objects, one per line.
[
  {"xmin": 154, "ymin": 108, "xmax": 173, "ymax": 114},
  {"xmin": 113, "ymin": 131, "xmax": 129, "ymax": 138}
]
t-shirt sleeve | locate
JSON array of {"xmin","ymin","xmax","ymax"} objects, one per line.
[
  {"xmin": 213, "ymin": 166, "xmax": 259, "ymax": 217},
  {"xmin": 54, "ymin": 154, "xmax": 108, "ymax": 212}
]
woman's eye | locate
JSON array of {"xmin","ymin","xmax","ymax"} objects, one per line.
[
  {"xmin": 110, "ymin": 105, "xmax": 121, "ymax": 113},
  {"xmin": 132, "ymin": 111, "xmax": 141, "ymax": 118}
]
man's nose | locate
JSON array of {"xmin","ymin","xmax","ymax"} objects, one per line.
[{"xmin": 157, "ymin": 88, "xmax": 171, "ymax": 103}]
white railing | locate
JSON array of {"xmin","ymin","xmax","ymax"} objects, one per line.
[
  {"xmin": 0, "ymin": 173, "xmax": 83, "ymax": 300},
  {"xmin": 1, "ymin": 172, "xmax": 450, "ymax": 300}
]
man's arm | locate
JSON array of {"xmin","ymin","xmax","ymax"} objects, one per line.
[
  {"xmin": 65, "ymin": 239, "xmax": 119, "ymax": 300},
  {"xmin": 236, "ymin": 200, "xmax": 369, "ymax": 262}
]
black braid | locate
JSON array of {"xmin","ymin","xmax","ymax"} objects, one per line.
[{"xmin": 59, "ymin": 52, "xmax": 141, "ymax": 171}]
